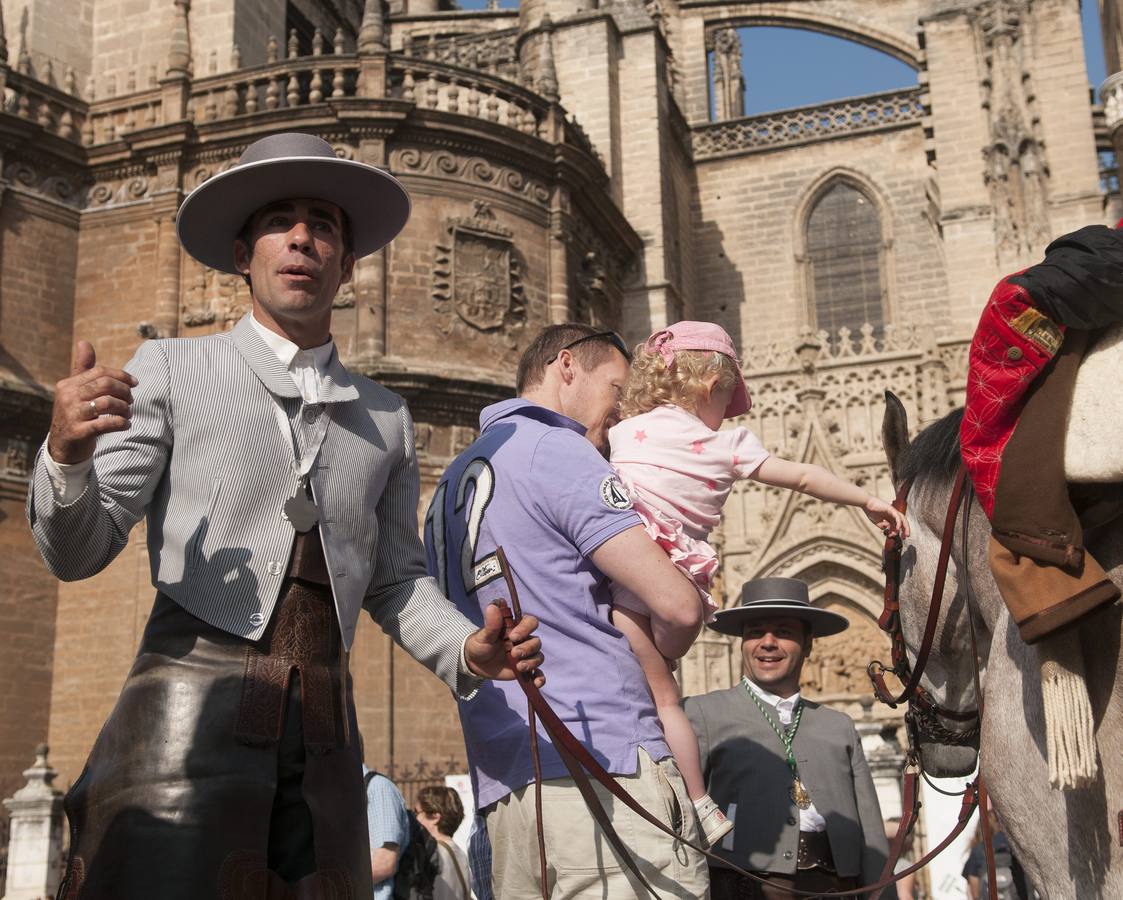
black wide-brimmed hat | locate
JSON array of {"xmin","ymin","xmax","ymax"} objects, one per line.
[
  {"xmin": 708, "ymin": 577, "xmax": 849, "ymax": 638},
  {"xmin": 175, "ymin": 132, "xmax": 411, "ymax": 274}
]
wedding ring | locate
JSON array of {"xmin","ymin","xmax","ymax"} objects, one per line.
[{"xmin": 88, "ymin": 399, "xmax": 98, "ymax": 418}]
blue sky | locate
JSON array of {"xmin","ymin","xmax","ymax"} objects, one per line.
[{"xmin": 456, "ymin": 0, "xmax": 1108, "ymax": 111}]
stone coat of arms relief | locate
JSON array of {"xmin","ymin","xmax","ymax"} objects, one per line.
[{"xmin": 432, "ymin": 201, "xmax": 527, "ymax": 350}]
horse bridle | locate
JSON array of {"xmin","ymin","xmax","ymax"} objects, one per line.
[
  {"xmin": 867, "ymin": 463, "xmax": 982, "ymax": 751},
  {"xmin": 492, "ymin": 541, "xmax": 982, "ymax": 900}
]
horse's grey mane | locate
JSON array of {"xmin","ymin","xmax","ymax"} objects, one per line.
[{"xmin": 897, "ymin": 407, "xmax": 964, "ymax": 484}]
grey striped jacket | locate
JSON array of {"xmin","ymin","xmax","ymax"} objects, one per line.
[{"xmin": 27, "ymin": 315, "xmax": 475, "ymax": 694}]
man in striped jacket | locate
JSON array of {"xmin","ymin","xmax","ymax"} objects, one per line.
[{"xmin": 27, "ymin": 133, "xmax": 543, "ymax": 899}]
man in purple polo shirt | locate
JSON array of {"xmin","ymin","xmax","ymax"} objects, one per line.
[{"xmin": 424, "ymin": 324, "xmax": 709, "ymax": 898}]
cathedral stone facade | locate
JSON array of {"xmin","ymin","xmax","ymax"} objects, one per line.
[{"xmin": 0, "ymin": 0, "xmax": 1117, "ymax": 878}]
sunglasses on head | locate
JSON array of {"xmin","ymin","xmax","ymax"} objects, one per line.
[{"xmin": 546, "ymin": 331, "xmax": 632, "ymax": 364}]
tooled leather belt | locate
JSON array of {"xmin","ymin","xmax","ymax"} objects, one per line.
[{"xmin": 233, "ymin": 526, "xmax": 344, "ymax": 751}]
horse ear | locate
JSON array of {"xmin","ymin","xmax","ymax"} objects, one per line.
[{"xmin": 882, "ymin": 390, "xmax": 910, "ymax": 484}]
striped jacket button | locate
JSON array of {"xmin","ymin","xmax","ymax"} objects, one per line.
[
  {"xmin": 249, "ymin": 612, "xmax": 265, "ymax": 627},
  {"xmin": 266, "ymin": 561, "xmax": 282, "ymax": 576}
]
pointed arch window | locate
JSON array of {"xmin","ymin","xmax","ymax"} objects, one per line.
[{"xmin": 806, "ymin": 181, "xmax": 885, "ymax": 335}]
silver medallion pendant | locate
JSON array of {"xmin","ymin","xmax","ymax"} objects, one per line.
[{"xmin": 283, "ymin": 491, "xmax": 319, "ymax": 533}]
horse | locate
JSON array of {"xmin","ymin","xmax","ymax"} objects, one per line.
[{"xmin": 879, "ymin": 391, "xmax": 1123, "ymax": 899}]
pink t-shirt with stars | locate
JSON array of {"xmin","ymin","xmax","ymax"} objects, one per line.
[{"xmin": 608, "ymin": 405, "xmax": 770, "ymax": 541}]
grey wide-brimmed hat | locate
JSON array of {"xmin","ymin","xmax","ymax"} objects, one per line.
[
  {"xmin": 708, "ymin": 577, "xmax": 849, "ymax": 638},
  {"xmin": 175, "ymin": 132, "xmax": 411, "ymax": 274}
]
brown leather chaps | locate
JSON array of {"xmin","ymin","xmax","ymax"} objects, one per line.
[{"xmin": 56, "ymin": 579, "xmax": 371, "ymax": 900}]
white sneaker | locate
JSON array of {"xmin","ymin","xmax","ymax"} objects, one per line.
[{"xmin": 694, "ymin": 797, "xmax": 734, "ymax": 846}]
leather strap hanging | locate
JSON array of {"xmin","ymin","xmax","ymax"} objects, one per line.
[{"xmin": 492, "ymin": 547, "xmax": 979, "ymax": 899}]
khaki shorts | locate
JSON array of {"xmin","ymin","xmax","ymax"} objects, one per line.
[{"xmin": 485, "ymin": 748, "xmax": 709, "ymax": 899}]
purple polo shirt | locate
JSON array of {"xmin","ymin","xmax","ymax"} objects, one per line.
[{"xmin": 424, "ymin": 399, "xmax": 670, "ymax": 809}]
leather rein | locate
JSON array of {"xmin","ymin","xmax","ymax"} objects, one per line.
[
  {"xmin": 867, "ymin": 464, "xmax": 982, "ymax": 746},
  {"xmin": 492, "ymin": 531, "xmax": 981, "ymax": 900}
]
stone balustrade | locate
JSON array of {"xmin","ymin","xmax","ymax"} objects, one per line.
[
  {"xmin": 187, "ymin": 49, "xmax": 361, "ymax": 125},
  {"xmin": 388, "ymin": 55, "xmax": 547, "ymax": 135},
  {"xmin": 402, "ymin": 27, "xmax": 519, "ymax": 82},
  {"xmin": 0, "ymin": 27, "xmax": 604, "ymax": 160},
  {"xmin": 386, "ymin": 55, "xmax": 598, "ymax": 159},
  {"xmin": 2, "ymin": 69, "xmax": 87, "ymax": 143},
  {"xmin": 84, "ymin": 85, "xmax": 164, "ymax": 145},
  {"xmin": 693, "ymin": 87, "xmax": 925, "ymax": 160}
]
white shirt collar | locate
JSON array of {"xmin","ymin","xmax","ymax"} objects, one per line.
[
  {"xmin": 249, "ymin": 311, "xmax": 334, "ymax": 372},
  {"xmin": 743, "ymin": 676, "xmax": 801, "ymax": 711}
]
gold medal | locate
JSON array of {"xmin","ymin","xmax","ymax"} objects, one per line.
[{"xmin": 791, "ymin": 777, "xmax": 811, "ymax": 810}]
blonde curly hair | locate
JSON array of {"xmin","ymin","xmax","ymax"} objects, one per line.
[{"xmin": 619, "ymin": 344, "xmax": 741, "ymax": 420}]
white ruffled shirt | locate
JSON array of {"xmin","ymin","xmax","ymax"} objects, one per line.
[{"xmin": 743, "ymin": 677, "xmax": 827, "ymax": 833}]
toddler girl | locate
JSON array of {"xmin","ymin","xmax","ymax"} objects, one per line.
[{"xmin": 607, "ymin": 321, "xmax": 908, "ymax": 845}]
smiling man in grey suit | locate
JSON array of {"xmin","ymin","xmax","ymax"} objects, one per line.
[
  {"xmin": 684, "ymin": 577, "xmax": 887, "ymax": 899},
  {"xmin": 27, "ymin": 132, "xmax": 543, "ymax": 899}
]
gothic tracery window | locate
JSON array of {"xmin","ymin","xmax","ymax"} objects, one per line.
[{"xmin": 806, "ymin": 182, "xmax": 884, "ymax": 336}]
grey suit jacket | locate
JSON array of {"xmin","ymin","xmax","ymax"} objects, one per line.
[
  {"xmin": 685, "ymin": 685, "xmax": 887, "ymax": 883},
  {"xmin": 28, "ymin": 315, "xmax": 476, "ymax": 694}
]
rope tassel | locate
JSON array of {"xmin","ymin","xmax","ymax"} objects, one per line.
[{"xmin": 1038, "ymin": 629, "xmax": 1098, "ymax": 790}]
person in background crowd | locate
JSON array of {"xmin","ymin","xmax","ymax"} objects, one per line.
[
  {"xmin": 962, "ymin": 812, "xmax": 1031, "ymax": 900},
  {"xmin": 883, "ymin": 816, "xmax": 917, "ymax": 899},
  {"xmin": 364, "ymin": 766, "xmax": 410, "ymax": 900},
  {"xmin": 466, "ymin": 814, "xmax": 494, "ymax": 900},
  {"xmin": 685, "ymin": 577, "xmax": 888, "ymax": 900},
  {"xmin": 415, "ymin": 786, "xmax": 473, "ymax": 900}
]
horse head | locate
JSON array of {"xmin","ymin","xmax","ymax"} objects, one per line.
[{"xmin": 880, "ymin": 391, "xmax": 992, "ymax": 777}]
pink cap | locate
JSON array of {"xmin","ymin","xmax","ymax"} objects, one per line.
[{"xmin": 643, "ymin": 321, "xmax": 751, "ymax": 417}]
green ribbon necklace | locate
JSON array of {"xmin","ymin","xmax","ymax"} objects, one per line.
[{"xmin": 742, "ymin": 676, "xmax": 812, "ymax": 809}]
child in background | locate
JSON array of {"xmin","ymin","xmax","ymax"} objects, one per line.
[{"xmin": 608, "ymin": 321, "xmax": 908, "ymax": 845}]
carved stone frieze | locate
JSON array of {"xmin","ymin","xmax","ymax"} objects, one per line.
[
  {"xmin": 4, "ymin": 160, "xmax": 82, "ymax": 209},
  {"xmin": 181, "ymin": 260, "xmax": 250, "ymax": 328},
  {"xmin": 432, "ymin": 201, "xmax": 527, "ymax": 348},
  {"xmin": 801, "ymin": 602, "xmax": 889, "ymax": 699},
  {"xmin": 0, "ymin": 433, "xmax": 35, "ymax": 481},
  {"xmin": 86, "ymin": 174, "xmax": 151, "ymax": 208},
  {"xmin": 390, "ymin": 147, "xmax": 551, "ymax": 207},
  {"xmin": 973, "ymin": 0, "xmax": 1051, "ymax": 266}
]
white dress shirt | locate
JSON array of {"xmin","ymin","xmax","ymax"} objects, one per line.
[{"xmin": 743, "ymin": 677, "xmax": 828, "ymax": 832}]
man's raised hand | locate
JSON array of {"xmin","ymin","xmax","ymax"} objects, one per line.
[{"xmin": 47, "ymin": 341, "xmax": 138, "ymax": 464}]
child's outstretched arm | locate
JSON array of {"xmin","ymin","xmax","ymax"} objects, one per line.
[{"xmin": 751, "ymin": 456, "xmax": 909, "ymax": 538}]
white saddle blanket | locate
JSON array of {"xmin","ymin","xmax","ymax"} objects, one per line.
[{"xmin": 1066, "ymin": 323, "xmax": 1123, "ymax": 483}]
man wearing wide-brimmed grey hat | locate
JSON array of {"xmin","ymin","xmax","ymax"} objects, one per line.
[
  {"xmin": 28, "ymin": 132, "xmax": 544, "ymax": 898},
  {"xmin": 684, "ymin": 577, "xmax": 888, "ymax": 900}
]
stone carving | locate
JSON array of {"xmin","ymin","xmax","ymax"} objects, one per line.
[
  {"xmin": 0, "ymin": 434, "xmax": 35, "ymax": 481},
  {"xmin": 4, "ymin": 161, "xmax": 81, "ymax": 209},
  {"xmin": 708, "ymin": 27, "xmax": 744, "ymax": 121},
  {"xmin": 390, "ymin": 147, "xmax": 551, "ymax": 207},
  {"xmin": 975, "ymin": 0, "xmax": 1051, "ymax": 267},
  {"xmin": 575, "ymin": 251, "xmax": 612, "ymax": 327},
  {"xmin": 86, "ymin": 175, "xmax": 150, "ymax": 208},
  {"xmin": 414, "ymin": 423, "xmax": 433, "ymax": 454},
  {"xmin": 408, "ymin": 29, "xmax": 519, "ymax": 81},
  {"xmin": 181, "ymin": 262, "xmax": 250, "ymax": 328},
  {"xmin": 332, "ymin": 281, "xmax": 356, "ymax": 309},
  {"xmin": 451, "ymin": 425, "xmax": 478, "ymax": 455},
  {"xmin": 802, "ymin": 605, "xmax": 889, "ymax": 698},
  {"xmin": 693, "ymin": 89, "xmax": 924, "ymax": 160},
  {"xmin": 432, "ymin": 201, "xmax": 526, "ymax": 337}
]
